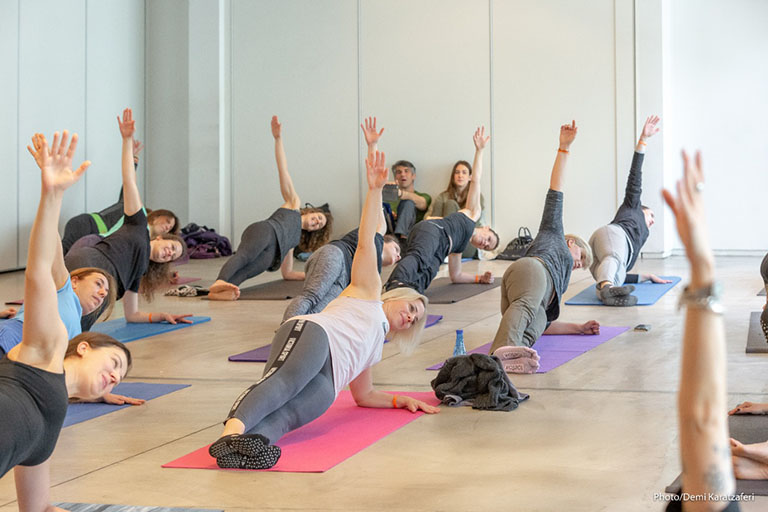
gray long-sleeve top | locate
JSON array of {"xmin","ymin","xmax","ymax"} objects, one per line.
[
  {"xmin": 524, "ymin": 189, "xmax": 572, "ymax": 322},
  {"xmin": 610, "ymin": 152, "xmax": 649, "ymax": 272}
]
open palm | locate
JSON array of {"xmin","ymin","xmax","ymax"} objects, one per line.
[
  {"xmin": 366, "ymin": 150, "xmax": 388, "ymax": 189},
  {"xmin": 642, "ymin": 115, "xmax": 661, "ymax": 139},
  {"xmin": 27, "ymin": 131, "xmax": 90, "ymax": 194},
  {"xmin": 117, "ymin": 108, "xmax": 135, "ymax": 139}
]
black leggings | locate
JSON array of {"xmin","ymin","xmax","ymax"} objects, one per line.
[
  {"xmin": 217, "ymin": 221, "xmax": 280, "ymax": 286},
  {"xmin": 61, "ymin": 214, "xmax": 98, "ymax": 255},
  {"xmin": 226, "ymin": 319, "xmax": 335, "ymax": 444}
]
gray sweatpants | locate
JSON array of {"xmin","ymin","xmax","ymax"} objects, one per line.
[
  {"xmin": 490, "ymin": 257, "xmax": 554, "ymax": 353},
  {"xmin": 282, "ymin": 245, "xmax": 348, "ymax": 322},
  {"xmin": 589, "ymin": 224, "xmax": 630, "ymax": 291},
  {"xmin": 226, "ymin": 319, "xmax": 336, "ymax": 444}
]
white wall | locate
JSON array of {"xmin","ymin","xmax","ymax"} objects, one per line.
[
  {"xmin": 0, "ymin": 0, "xmax": 145, "ymax": 271},
  {"xmin": 665, "ymin": 0, "xmax": 768, "ymax": 252}
]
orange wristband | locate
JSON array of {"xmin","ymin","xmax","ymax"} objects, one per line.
[
  {"xmin": 392, "ymin": 395, "xmax": 398, "ymax": 408},
  {"xmin": 638, "ymin": 140, "xmax": 647, "ymax": 146},
  {"xmin": 475, "ymin": 274, "xmax": 480, "ymax": 283},
  {"xmin": 148, "ymin": 313, "xmax": 153, "ymax": 323},
  {"xmin": 558, "ymin": 148, "xmax": 569, "ymax": 154}
]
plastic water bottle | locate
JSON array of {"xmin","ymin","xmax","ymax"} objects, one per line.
[{"xmin": 453, "ymin": 329, "xmax": 466, "ymax": 356}]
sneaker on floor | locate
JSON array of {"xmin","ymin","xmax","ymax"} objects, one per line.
[
  {"xmin": 493, "ymin": 345, "xmax": 540, "ymax": 362},
  {"xmin": 502, "ymin": 357, "xmax": 539, "ymax": 374}
]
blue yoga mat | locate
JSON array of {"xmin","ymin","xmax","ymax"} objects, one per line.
[
  {"xmin": 565, "ymin": 276, "xmax": 681, "ymax": 306},
  {"xmin": 64, "ymin": 382, "xmax": 190, "ymax": 427},
  {"xmin": 91, "ymin": 316, "xmax": 211, "ymax": 343}
]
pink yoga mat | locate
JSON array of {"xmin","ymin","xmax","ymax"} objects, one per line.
[
  {"xmin": 228, "ymin": 314, "xmax": 444, "ymax": 363},
  {"xmin": 5, "ymin": 299, "xmax": 23, "ymax": 305},
  {"xmin": 171, "ymin": 276, "xmax": 201, "ymax": 285},
  {"xmin": 427, "ymin": 326, "xmax": 629, "ymax": 373},
  {"xmin": 162, "ymin": 391, "xmax": 438, "ymax": 473}
]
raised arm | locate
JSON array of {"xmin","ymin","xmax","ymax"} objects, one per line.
[
  {"xmin": 549, "ymin": 121, "xmax": 577, "ymax": 192},
  {"xmin": 636, "ymin": 115, "xmax": 660, "ymax": 154},
  {"xmin": 19, "ymin": 132, "xmax": 90, "ymax": 370},
  {"xmin": 663, "ymin": 151, "xmax": 735, "ymax": 510},
  {"xmin": 462, "ymin": 126, "xmax": 489, "ymax": 222},
  {"xmin": 344, "ymin": 151, "xmax": 388, "ymax": 300},
  {"xmin": 621, "ymin": 115, "xmax": 661, "ymax": 209},
  {"xmin": 117, "ymin": 108, "xmax": 142, "ymax": 216},
  {"xmin": 271, "ymin": 116, "xmax": 301, "ymax": 210}
]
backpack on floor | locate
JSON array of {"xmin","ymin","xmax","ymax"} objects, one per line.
[
  {"xmin": 181, "ymin": 223, "xmax": 233, "ymax": 259},
  {"xmin": 496, "ymin": 227, "xmax": 533, "ymax": 261}
]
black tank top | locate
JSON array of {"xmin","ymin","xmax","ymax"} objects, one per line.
[{"xmin": 0, "ymin": 357, "xmax": 68, "ymax": 477}]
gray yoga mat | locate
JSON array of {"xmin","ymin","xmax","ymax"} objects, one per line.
[
  {"xmin": 665, "ymin": 415, "xmax": 768, "ymax": 495},
  {"xmin": 746, "ymin": 312, "xmax": 768, "ymax": 354},
  {"xmin": 759, "ymin": 288, "xmax": 766, "ymax": 297},
  {"xmin": 53, "ymin": 505, "xmax": 221, "ymax": 512},
  {"xmin": 237, "ymin": 279, "xmax": 305, "ymax": 300},
  {"xmin": 424, "ymin": 277, "xmax": 501, "ymax": 304}
]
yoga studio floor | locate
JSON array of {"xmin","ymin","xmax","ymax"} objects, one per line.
[{"xmin": 1, "ymin": 255, "xmax": 766, "ymax": 511}]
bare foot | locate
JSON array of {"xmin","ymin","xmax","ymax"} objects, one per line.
[
  {"xmin": 731, "ymin": 438, "xmax": 768, "ymax": 465},
  {"xmin": 208, "ymin": 280, "xmax": 240, "ymax": 301},
  {"xmin": 733, "ymin": 454, "xmax": 768, "ymax": 480}
]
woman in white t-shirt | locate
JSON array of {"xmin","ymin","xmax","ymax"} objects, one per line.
[{"xmin": 209, "ymin": 150, "xmax": 439, "ymax": 470}]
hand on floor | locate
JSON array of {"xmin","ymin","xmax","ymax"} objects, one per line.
[
  {"xmin": 578, "ymin": 320, "xmax": 600, "ymax": 335},
  {"xmin": 729, "ymin": 401, "xmax": 768, "ymax": 415},
  {"xmin": 102, "ymin": 393, "xmax": 146, "ymax": 406}
]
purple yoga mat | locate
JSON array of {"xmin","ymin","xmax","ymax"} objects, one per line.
[
  {"xmin": 426, "ymin": 326, "xmax": 629, "ymax": 373},
  {"xmin": 228, "ymin": 314, "xmax": 444, "ymax": 363}
]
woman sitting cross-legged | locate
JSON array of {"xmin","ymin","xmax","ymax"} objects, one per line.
[
  {"xmin": 208, "ymin": 149, "xmax": 438, "ymax": 470},
  {"xmin": 1, "ymin": 130, "xmax": 134, "ymax": 510},
  {"xmin": 208, "ymin": 116, "xmax": 333, "ymax": 301}
]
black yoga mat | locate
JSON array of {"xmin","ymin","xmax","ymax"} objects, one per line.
[
  {"xmin": 746, "ymin": 312, "xmax": 768, "ymax": 354},
  {"xmin": 424, "ymin": 277, "xmax": 501, "ymax": 304},
  {"xmin": 237, "ymin": 279, "xmax": 306, "ymax": 300},
  {"xmin": 665, "ymin": 415, "xmax": 768, "ymax": 495},
  {"xmin": 758, "ymin": 288, "xmax": 766, "ymax": 297}
]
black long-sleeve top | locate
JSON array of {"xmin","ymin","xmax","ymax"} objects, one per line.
[{"xmin": 610, "ymin": 152, "xmax": 649, "ymax": 272}]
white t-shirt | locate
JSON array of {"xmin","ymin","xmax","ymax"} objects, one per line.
[{"xmin": 292, "ymin": 296, "xmax": 389, "ymax": 396}]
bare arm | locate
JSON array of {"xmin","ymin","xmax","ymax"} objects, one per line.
[
  {"xmin": 280, "ymin": 249, "xmax": 305, "ymax": 280},
  {"xmin": 447, "ymin": 253, "xmax": 493, "ymax": 284},
  {"xmin": 271, "ymin": 116, "xmax": 301, "ymax": 210},
  {"xmin": 123, "ymin": 290, "xmax": 193, "ymax": 325},
  {"xmin": 543, "ymin": 320, "xmax": 600, "ymax": 335},
  {"xmin": 460, "ymin": 127, "xmax": 489, "ymax": 222},
  {"xmin": 117, "ymin": 109, "xmax": 142, "ymax": 216},
  {"xmin": 663, "ymin": 150, "xmax": 734, "ymax": 510},
  {"xmin": 343, "ymin": 151, "xmax": 387, "ymax": 300},
  {"xmin": 14, "ymin": 460, "xmax": 66, "ymax": 512},
  {"xmin": 635, "ymin": 115, "xmax": 660, "ymax": 154},
  {"xmin": 51, "ymin": 233, "xmax": 69, "ymax": 289},
  {"xmin": 17, "ymin": 132, "xmax": 89, "ymax": 370},
  {"xmin": 349, "ymin": 368, "xmax": 440, "ymax": 413},
  {"xmin": 549, "ymin": 121, "xmax": 577, "ymax": 192}
]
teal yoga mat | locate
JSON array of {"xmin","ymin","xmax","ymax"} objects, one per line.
[
  {"xmin": 90, "ymin": 316, "xmax": 210, "ymax": 343},
  {"xmin": 565, "ymin": 276, "xmax": 681, "ymax": 306},
  {"xmin": 64, "ymin": 382, "xmax": 190, "ymax": 427}
]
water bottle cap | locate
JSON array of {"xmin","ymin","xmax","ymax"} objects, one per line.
[{"xmin": 456, "ymin": 329, "xmax": 463, "ymax": 335}]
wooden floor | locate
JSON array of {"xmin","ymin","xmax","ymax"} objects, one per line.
[{"xmin": 1, "ymin": 255, "xmax": 767, "ymax": 511}]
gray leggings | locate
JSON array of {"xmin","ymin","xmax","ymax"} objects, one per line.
[
  {"xmin": 589, "ymin": 224, "xmax": 630, "ymax": 290},
  {"xmin": 226, "ymin": 319, "xmax": 335, "ymax": 444},
  {"xmin": 282, "ymin": 245, "xmax": 348, "ymax": 322},
  {"xmin": 490, "ymin": 257, "xmax": 553, "ymax": 353},
  {"xmin": 217, "ymin": 221, "xmax": 279, "ymax": 286}
]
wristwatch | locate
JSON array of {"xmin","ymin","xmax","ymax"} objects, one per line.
[{"xmin": 678, "ymin": 282, "xmax": 724, "ymax": 314}]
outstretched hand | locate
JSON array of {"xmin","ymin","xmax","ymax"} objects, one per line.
[
  {"xmin": 728, "ymin": 401, "xmax": 768, "ymax": 416},
  {"xmin": 0, "ymin": 307, "xmax": 17, "ymax": 319},
  {"xmin": 102, "ymin": 393, "xmax": 146, "ymax": 406},
  {"xmin": 399, "ymin": 396, "xmax": 440, "ymax": 414},
  {"xmin": 361, "ymin": 116, "xmax": 384, "ymax": 146},
  {"xmin": 473, "ymin": 126, "xmax": 490, "ymax": 151},
  {"xmin": 117, "ymin": 108, "xmax": 135, "ymax": 140},
  {"xmin": 133, "ymin": 139, "xmax": 145, "ymax": 158},
  {"xmin": 642, "ymin": 115, "xmax": 661, "ymax": 139},
  {"xmin": 271, "ymin": 115, "xmax": 282, "ymax": 139},
  {"xmin": 365, "ymin": 150, "xmax": 388, "ymax": 190},
  {"xmin": 662, "ymin": 151, "xmax": 712, "ymax": 273},
  {"xmin": 27, "ymin": 132, "xmax": 91, "ymax": 194},
  {"xmin": 579, "ymin": 320, "xmax": 600, "ymax": 335},
  {"xmin": 559, "ymin": 120, "xmax": 578, "ymax": 149}
]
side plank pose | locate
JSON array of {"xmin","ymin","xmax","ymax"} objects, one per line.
[
  {"xmin": 208, "ymin": 116, "xmax": 333, "ymax": 301},
  {"xmin": 60, "ymin": 137, "xmax": 179, "ymax": 255},
  {"xmin": 208, "ymin": 150, "xmax": 437, "ymax": 470},
  {"xmin": 383, "ymin": 127, "xmax": 499, "ymax": 295},
  {"xmin": 588, "ymin": 115, "xmax": 671, "ymax": 306},
  {"xmin": 64, "ymin": 109, "xmax": 191, "ymax": 331},
  {"xmin": 662, "ymin": 151, "xmax": 739, "ymax": 511},
  {"xmin": 1, "ymin": 131, "xmax": 134, "ymax": 510},
  {"xmin": 489, "ymin": 122, "xmax": 598, "ymax": 372}
]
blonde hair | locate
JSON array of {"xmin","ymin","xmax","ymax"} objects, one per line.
[
  {"xmin": 381, "ymin": 287, "xmax": 429, "ymax": 356},
  {"xmin": 565, "ymin": 234, "xmax": 593, "ymax": 269}
]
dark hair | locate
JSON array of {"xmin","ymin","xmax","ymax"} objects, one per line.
[
  {"xmin": 297, "ymin": 207, "xmax": 333, "ymax": 253},
  {"xmin": 65, "ymin": 331, "xmax": 132, "ymax": 372},
  {"xmin": 445, "ymin": 160, "xmax": 473, "ymax": 208},
  {"xmin": 391, "ymin": 160, "xmax": 416, "ymax": 176},
  {"xmin": 147, "ymin": 208, "xmax": 180, "ymax": 235},
  {"xmin": 641, "ymin": 205, "xmax": 651, "ymax": 211},
  {"xmin": 70, "ymin": 267, "xmax": 117, "ymax": 322},
  {"xmin": 382, "ymin": 234, "xmax": 398, "ymax": 245},
  {"xmin": 488, "ymin": 227, "xmax": 500, "ymax": 250},
  {"xmin": 140, "ymin": 233, "xmax": 188, "ymax": 301}
]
